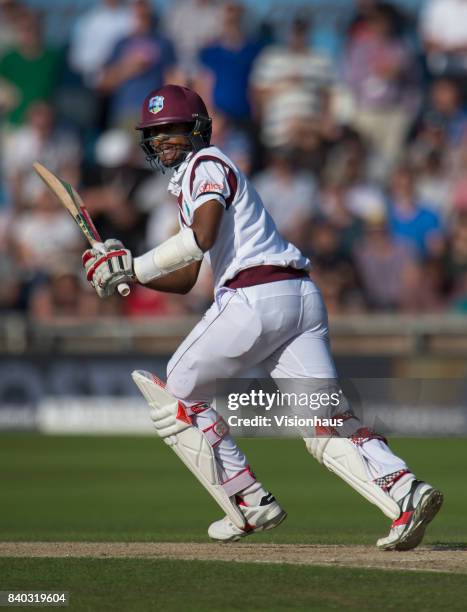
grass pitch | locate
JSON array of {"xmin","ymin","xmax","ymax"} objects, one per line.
[
  {"xmin": 0, "ymin": 435, "xmax": 465, "ymax": 610},
  {"xmin": 0, "ymin": 436, "xmax": 463, "ymax": 544},
  {"xmin": 2, "ymin": 558, "xmax": 467, "ymax": 611}
]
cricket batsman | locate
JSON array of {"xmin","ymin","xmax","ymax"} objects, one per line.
[{"xmin": 82, "ymin": 85, "xmax": 443, "ymax": 550}]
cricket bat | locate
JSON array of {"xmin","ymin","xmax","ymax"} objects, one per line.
[{"xmin": 33, "ymin": 162, "xmax": 130, "ymax": 297}]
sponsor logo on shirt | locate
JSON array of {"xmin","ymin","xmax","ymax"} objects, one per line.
[
  {"xmin": 199, "ymin": 182, "xmax": 223, "ymax": 194},
  {"xmin": 148, "ymin": 95, "xmax": 164, "ymax": 114}
]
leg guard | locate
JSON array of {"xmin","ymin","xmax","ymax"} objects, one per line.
[
  {"xmin": 132, "ymin": 370, "xmax": 251, "ymax": 529},
  {"xmin": 304, "ymin": 434, "xmax": 400, "ymax": 520}
]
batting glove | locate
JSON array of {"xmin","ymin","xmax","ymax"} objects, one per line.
[{"xmin": 82, "ymin": 239, "xmax": 135, "ymax": 298}]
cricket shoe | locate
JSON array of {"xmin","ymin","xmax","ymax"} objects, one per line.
[
  {"xmin": 208, "ymin": 493, "xmax": 287, "ymax": 542},
  {"xmin": 377, "ymin": 479, "xmax": 443, "ymax": 551}
]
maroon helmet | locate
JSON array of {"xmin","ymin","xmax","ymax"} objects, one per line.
[{"xmin": 136, "ymin": 84, "xmax": 212, "ymax": 171}]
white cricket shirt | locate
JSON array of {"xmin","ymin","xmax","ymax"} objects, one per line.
[{"xmin": 167, "ymin": 145, "xmax": 310, "ymax": 289}]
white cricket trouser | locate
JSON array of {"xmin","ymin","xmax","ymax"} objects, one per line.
[{"xmin": 166, "ymin": 278, "xmax": 407, "ymax": 485}]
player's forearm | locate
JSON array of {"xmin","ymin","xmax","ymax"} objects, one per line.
[
  {"xmin": 141, "ymin": 261, "xmax": 201, "ymax": 294},
  {"xmin": 139, "ymin": 201, "xmax": 222, "ymax": 293}
]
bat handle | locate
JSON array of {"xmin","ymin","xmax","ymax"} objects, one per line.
[
  {"xmin": 94, "ymin": 242, "xmax": 131, "ymax": 298},
  {"xmin": 117, "ymin": 283, "xmax": 131, "ymax": 297}
]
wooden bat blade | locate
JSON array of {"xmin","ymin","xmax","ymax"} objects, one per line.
[
  {"xmin": 33, "ymin": 162, "xmax": 101, "ymax": 246},
  {"xmin": 32, "ymin": 162, "xmax": 130, "ymax": 298}
]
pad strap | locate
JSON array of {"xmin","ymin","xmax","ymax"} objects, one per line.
[
  {"xmin": 222, "ymin": 466, "xmax": 256, "ymax": 497},
  {"xmin": 350, "ymin": 427, "xmax": 387, "ymax": 447},
  {"xmin": 186, "ymin": 402, "xmax": 211, "ymax": 416},
  {"xmin": 202, "ymin": 417, "xmax": 229, "ymax": 447}
]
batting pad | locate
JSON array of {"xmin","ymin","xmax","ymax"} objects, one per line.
[
  {"xmin": 132, "ymin": 370, "xmax": 246, "ymax": 529},
  {"xmin": 305, "ymin": 437, "xmax": 400, "ymax": 519}
]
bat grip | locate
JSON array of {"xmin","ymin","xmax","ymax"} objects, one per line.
[{"xmin": 94, "ymin": 242, "xmax": 131, "ymax": 298}]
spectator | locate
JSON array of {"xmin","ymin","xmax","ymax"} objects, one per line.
[
  {"xmin": 0, "ymin": 0, "xmax": 23, "ymax": 57},
  {"xmin": 346, "ymin": 0, "xmax": 378, "ymax": 40},
  {"xmin": 98, "ymin": 0, "xmax": 177, "ymax": 129},
  {"xmin": 306, "ymin": 219, "xmax": 362, "ymax": 314},
  {"xmin": 68, "ymin": 0, "xmax": 132, "ymax": 87},
  {"xmin": 29, "ymin": 268, "xmax": 101, "ymax": 322},
  {"xmin": 250, "ymin": 14, "xmax": 333, "ymax": 149},
  {"xmin": 12, "ymin": 188, "xmax": 82, "ymax": 278},
  {"xmin": 440, "ymin": 212, "xmax": 467, "ymax": 297},
  {"xmin": 315, "ymin": 180, "xmax": 364, "ymax": 258},
  {"xmin": 196, "ymin": 1, "xmax": 264, "ymax": 123},
  {"xmin": 1, "ymin": 0, "xmax": 466, "ymax": 319},
  {"xmin": 252, "ymin": 149, "xmax": 316, "ymax": 244},
  {"xmin": 448, "ymin": 144, "xmax": 467, "ymax": 214},
  {"xmin": 420, "ymin": 0, "xmax": 467, "ymax": 85},
  {"xmin": 0, "ymin": 10, "xmax": 62, "ymax": 126},
  {"xmin": 94, "ymin": 128, "xmax": 136, "ymax": 171},
  {"xmin": 3, "ymin": 101, "xmax": 81, "ymax": 208},
  {"xmin": 79, "ymin": 185, "xmax": 148, "ymax": 256},
  {"xmin": 407, "ymin": 81, "xmax": 457, "ymax": 173},
  {"xmin": 165, "ymin": 0, "xmax": 223, "ymax": 81},
  {"xmin": 210, "ymin": 110, "xmax": 253, "ymax": 175},
  {"xmin": 344, "ymin": 3, "xmax": 420, "ymax": 175},
  {"xmin": 322, "ymin": 138, "xmax": 386, "ymax": 222},
  {"xmin": 0, "ymin": 247, "xmax": 22, "ymax": 312},
  {"xmin": 387, "ymin": 166, "xmax": 444, "ymax": 260},
  {"xmin": 353, "ymin": 214, "xmax": 424, "ymax": 311},
  {"xmin": 412, "ymin": 151, "xmax": 452, "ymax": 220},
  {"xmin": 411, "ymin": 78, "xmax": 467, "ymax": 155},
  {"xmin": 135, "ymin": 171, "xmax": 176, "ymax": 245}
]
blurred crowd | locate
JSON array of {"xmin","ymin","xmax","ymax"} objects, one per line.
[{"xmin": 2, "ymin": 0, "xmax": 467, "ymax": 321}]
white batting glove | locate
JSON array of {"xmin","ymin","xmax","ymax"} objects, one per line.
[{"xmin": 82, "ymin": 239, "xmax": 135, "ymax": 298}]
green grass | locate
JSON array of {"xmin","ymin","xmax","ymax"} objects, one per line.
[
  {"xmin": 1, "ymin": 435, "xmax": 465, "ymax": 611},
  {"xmin": 0, "ymin": 436, "xmax": 463, "ymax": 545},
  {"xmin": 2, "ymin": 558, "xmax": 467, "ymax": 612}
]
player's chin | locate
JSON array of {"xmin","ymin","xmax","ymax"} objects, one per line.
[{"xmin": 159, "ymin": 152, "xmax": 184, "ymax": 168}]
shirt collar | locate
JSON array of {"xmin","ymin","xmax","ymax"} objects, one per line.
[{"xmin": 167, "ymin": 152, "xmax": 194, "ymax": 196}]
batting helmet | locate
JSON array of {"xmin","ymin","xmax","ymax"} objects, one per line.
[{"xmin": 136, "ymin": 84, "xmax": 212, "ymax": 171}]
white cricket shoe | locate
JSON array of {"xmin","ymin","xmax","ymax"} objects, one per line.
[
  {"xmin": 208, "ymin": 493, "xmax": 287, "ymax": 542},
  {"xmin": 377, "ymin": 480, "xmax": 443, "ymax": 551}
]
